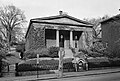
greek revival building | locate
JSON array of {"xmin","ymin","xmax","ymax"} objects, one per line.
[{"xmin": 25, "ymin": 11, "xmax": 93, "ymax": 56}]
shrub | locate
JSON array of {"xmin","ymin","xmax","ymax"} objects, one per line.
[
  {"xmin": 78, "ymin": 49, "xmax": 88, "ymax": 54},
  {"xmin": 37, "ymin": 48, "xmax": 50, "ymax": 57},
  {"xmin": 24, "ymin": 48, "xmax": 49, "ymax": 59},
  {"xmin": 77, "ymin": 49, "xmax": 105, "ymax": 58},
  {"xmin": 17, "ymin": 64, "xmax": 46, "ymax": 72},
  {"xmin": 16, "ymin": 42, "xmax": 25, "ymax": 52},
  {"xmin": 109, "ymin": 58, "xmax": 120, "ymax": 67},
  {"xmin": 88, "ymin": 57, "xmax": 110, "ymax": 68},
  {"xmin": 0, "ymin": 50, "xmax": 8, "ymax": 75},
  {"xmin": 24, "ymin": 47, "xmax": 60, "ymax": 59},
  {"xmin": 48, "ymin": 46, "xmax": 60, "ymax": 58},
  {"xmin": 17, "ymin": 58, "xmax": 74, "ymax": 72},
  {"xmin": 87, "ymin": 52, "xmax": 104, "ymax": 57}
]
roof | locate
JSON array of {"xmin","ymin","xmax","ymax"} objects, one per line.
[
  {"xmin": 25, "ymin": 14, "xmax": 93, "ymax": 38},
  {"xmin": 100, "ymin": 14, "xmax": 120, "ymax": 23},
  {"xmin": 31, "ymin": 14, "xmax": 93, "ymax": 25}
]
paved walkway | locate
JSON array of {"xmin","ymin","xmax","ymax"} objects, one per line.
[{"xmin": 0, "ymin": 68, "xmax": 120, "ymax": 81}]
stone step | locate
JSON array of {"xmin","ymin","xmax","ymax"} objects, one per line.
[{"xmin": 64, "ymin": 49, "xmax": 74, "ymax": 58}]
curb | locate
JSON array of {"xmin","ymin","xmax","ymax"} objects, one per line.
[
  {"xmin": 1, "ymin": 68, "xmax": 120, "ymax": 81},
  {"xmin": 29, "ymin": 69, "xmax": 120, "ymax": 81}
]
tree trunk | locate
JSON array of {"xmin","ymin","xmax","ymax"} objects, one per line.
[{"xmin": 7, "ymin": 31, "xmax": 12, "ymax": 51}]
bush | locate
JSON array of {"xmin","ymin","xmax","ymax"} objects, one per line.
[
  {"xmin": 109, "ymin": 58, "xmax": 120, "ymax": 67},
  {"xmin": 87, "ymin": 52, "xmax": 104, "ymax": 57},
  {"xmin": 88, "ymin": 57, "xmax": 110, "ymax": 68},
  {"xmin": 78, "ymin": 49, "xmax": 88, "ymax": 54},
  {"xmin": 18, "ymin": 58, "xmax": 74, "ymax": 72},
  {"xmin": 48, "ymin": 46, "xmax": 60, "ymax": 58},
  {"xmin": 16, "ymin": 43, "xmax": 25, "ymax": 52},
  {"xmin": 77, "ymin": 49, "xmax": 105, "ymax": 58},
  {"xmin": 17, "ymin": 64, "xmax": 46, "ymax": 72},
  {"xmin": 24, "ymin": 47, "xmax": 60, "ymax": 59},
  {"xmin": 0, "ymin": 50, "xmax": 8, "ymax": 75},
  {"xmin": 24, "ymin": 48, "xmax": 49, "ymax": 59},
  {"xmin": 18, "ymin": 60, "xmax": 58, "ymax": 72}
]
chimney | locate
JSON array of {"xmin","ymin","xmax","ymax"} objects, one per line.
[{"xmin": 59, "ymin": 11, "xmax": 63, "ymax": 15}]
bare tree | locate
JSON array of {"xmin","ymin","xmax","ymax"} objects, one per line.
[
  {"xmin": 83, "ymin": 15, "xmax": 110, "ymax": 50},
  {"xmin": 83, "ymin": 15, "xmax": 110, "ymax": 39},
  {"xmin": 0, "ymin": 5, "xmax": 27, "ymax": 49},
  {"xmin": 83, "ymin": 15, "xmax": 110, "ymax": 53}
]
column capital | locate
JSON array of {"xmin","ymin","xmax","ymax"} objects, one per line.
[
  {"xmin": 56, "ymin": 29, "xmax": 60, "ymax": 31},
  {"xmin": 70, "ymin": 29, "xmax": 74, "ymax": 31}
]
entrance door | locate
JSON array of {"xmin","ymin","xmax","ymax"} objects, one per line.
[{"xmin": 59, "ymin": 35, "xmax": 64, "ymax": 47}]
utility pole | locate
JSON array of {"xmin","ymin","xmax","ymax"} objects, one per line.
[{"xmin": 58, "ymin": 47, "xmax": 65, "ymax": 78}]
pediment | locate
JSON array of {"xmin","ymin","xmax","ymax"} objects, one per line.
[
  {"xmin": 32, "ymin": 15, "xmax": 92, "ymax": 26},
  {"xmin": 43, "ymin": 17, "xmax": 87, "ymax": 25}
]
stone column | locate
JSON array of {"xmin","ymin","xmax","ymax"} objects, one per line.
[
  {"xmin": 56, "ymin": 30, "xmax": 59, "ymax": 47},
  {"xmin": 70, "ymin": 30, "xmax": 73, "ymax": 48},
  {"xmin": 82, "ymin": 32, "xmax": 86, "ymax": 49}
]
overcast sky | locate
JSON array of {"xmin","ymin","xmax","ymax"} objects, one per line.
[{"xmin": 1, "ymin": 0, "xmax": 120, "ymax": 23}]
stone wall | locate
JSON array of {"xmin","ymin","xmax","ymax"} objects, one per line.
[
  {"xmin": 101, "ymin": 19, "xmax": 120, "ymax": 53},
  {"xmin": 25, "ymin": 23, "xmax": 46, "ymax": 51}
]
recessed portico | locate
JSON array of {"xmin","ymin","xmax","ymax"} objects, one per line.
[
  {"xmin": 25, "ymin": 12, "xmax": 93, "ymax": 51},
  {"xmin": 45, "ymin": 24, "xmax": 92, "ymax": 49}
]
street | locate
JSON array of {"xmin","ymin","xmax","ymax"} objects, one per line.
[
  {"xmin": 1, "ymin": 68, "xmax": 120, "ymax": 81},
  {"xmin": 41, "ymin": 72, "xmax": 120, "ymax": 81}
]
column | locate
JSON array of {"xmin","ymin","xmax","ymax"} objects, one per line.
[
  {"xmin": 82, "ymin": 32, "xmax": 86, "ymax": 49},
  {"xmin": 56, "ymin": 30, "xmax": 59, "ymax": 47},
  {"xmin": 70, "ymin": 31, "xmax": 73, "ymax": 48}
]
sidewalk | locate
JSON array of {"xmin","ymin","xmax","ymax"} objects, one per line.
[{"xmin": 0, "ymin": 67, "xmax": 120, "ymax": 81}]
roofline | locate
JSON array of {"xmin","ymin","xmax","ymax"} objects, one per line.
[
  {"xmin": 31, "ymin": 20, "xmax": 93, "ymax": 27},
  {"xmin": 31, "ymin": 14, "xmax": 93, "ymax": 25},
  {"xmin": 25, "ymin": 20, "xmax": 32, "ymax": 38},
  {"xmin": 25, "ymin": 20, "xmax": 93, "ymax": 38},
  {"xmin": 100, "ymin": 14, "xmax": 120, "ymax": 23},
  {"xmin": 25, "ymin": 14, "xmax": 93, "ymax": 38}
]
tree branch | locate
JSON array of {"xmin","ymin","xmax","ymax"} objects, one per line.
[{"xmin": 0, "ymin": 29, "xmax": 7, "ymax": 39}]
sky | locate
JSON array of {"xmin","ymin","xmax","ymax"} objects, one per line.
[{"xmin": 0, "ymin": 0, "xmax": 120, "ymax": 25}]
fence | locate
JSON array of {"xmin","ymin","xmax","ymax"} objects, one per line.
[
  {"xmin": 1, "ymin": 52, "xmax": 120, "ymax": 77},
  {"xmin": 15, "ymin": 57, "xmax": 120, "ymax": 77},
  {"xmin": 16, "ymin": 58, "xmax": 75, "ymax": 76}
]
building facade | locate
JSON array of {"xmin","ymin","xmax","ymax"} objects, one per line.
[
  {"xmin": 101, "ymin": 14, "xmax": 120, "ymax": 54},
  {"xmin": 25, "ymin": 12, "xmax": 93, "ymax": 52}
]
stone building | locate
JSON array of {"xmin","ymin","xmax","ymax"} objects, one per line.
[
  {"xmin": 25, "ymin": 11, "xmax": 93, "ymax": 57},
  {"xmin": 101, "ymin": 14, "xmax": 120, "ymax": 54}
]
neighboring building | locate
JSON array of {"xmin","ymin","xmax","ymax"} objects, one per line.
[
  {"xmin": 100, "ymin": 14, "xmax": 120, "ymax": 54},
  {"xmin": 25, "ymin": 11, "xmax": 93, "ymax": 53}
]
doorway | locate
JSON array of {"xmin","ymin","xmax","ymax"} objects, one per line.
[{"xmin": 59, "ymin": 34, "xmax": 64, "ymax": 47}]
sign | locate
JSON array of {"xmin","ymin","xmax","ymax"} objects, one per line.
[{"xmin": 37, "ymin": 54, "xmax": 39, "ymax": 64}]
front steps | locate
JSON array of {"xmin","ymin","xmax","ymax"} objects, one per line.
[{"xmin": 64, "ymin": 49, "xmax": 74, "ymax": 58}]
